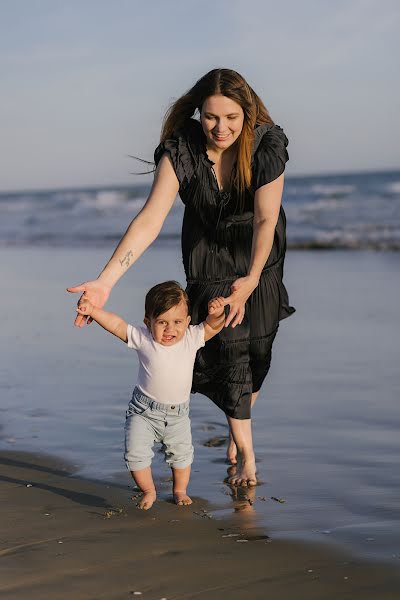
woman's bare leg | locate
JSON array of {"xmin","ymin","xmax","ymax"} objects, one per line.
[
  {"xmin": 251, "ymin": 390, "xmax": 260, "ymax": 407},
  {"xmin": 227, "ymin": 413, "xmax": 257, "ymax": 486},
  {"xmin": 226, "ymin": 426, "xmax": 238, "ymax": 464},
  {"xmin": 226, "ymin": 391, "xmax": 259, "ymax": 465}
]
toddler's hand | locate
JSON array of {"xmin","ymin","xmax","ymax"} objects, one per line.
[
  {"xmin": 76, "ymin": 299, "xmax": 94, "ymax": 317},
  {"xmin": 208, "ymin": 296, "xmax": 226, "ymax": 318}
]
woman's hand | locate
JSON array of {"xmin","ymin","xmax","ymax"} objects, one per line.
[
  {"xmin": 67, "ymin": 280, "xmax": 112, "ymax": 327},
  {"xmin": 224, "ymin": 276, "xmax": 258, "ymax": 328}
]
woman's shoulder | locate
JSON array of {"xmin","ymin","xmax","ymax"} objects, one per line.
[
  {"xmin": 252, "ymin": 123, "xmax": 289, "ymax": 156},
  {"xmin": 251, "ymin": 123, "xmax": 289, "ymax": 189},
  {"xmin": 154, "ymin": 119, "xmax": 203, "ymax": 158},
  {"xmin": 154, "ymin": 119, "xmax": 203, "ymax": 187}
]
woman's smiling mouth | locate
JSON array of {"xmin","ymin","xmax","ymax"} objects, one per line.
[{"xmin": 213, "ymin": 133, "xmax": 230, "ymax": 140}]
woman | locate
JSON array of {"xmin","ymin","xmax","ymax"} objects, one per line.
[{"xmin": 68, "ymin": 68, "xmax": 295, "ymax": 487}]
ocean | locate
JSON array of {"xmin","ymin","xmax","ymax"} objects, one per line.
[
  {"xmin": 1, "ymin": 169, "xmax": 400, "ymax": 250},
  {"xmin": 0, "ymin": 170, "xmax": 399, "ymax": 566}
]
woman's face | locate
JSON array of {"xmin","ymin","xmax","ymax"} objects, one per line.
[{"xmin": 200, "ymin": 94, "xmax": 244, "ymax": 151}]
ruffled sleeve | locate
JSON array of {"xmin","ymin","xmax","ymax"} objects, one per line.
[
  {"xmin": 154, "ymin": 132, "xmax": 195, "ymax": 191},
  {"xmin": 252, "ymin": 124, "xmax": 289, "ymax": 190}
]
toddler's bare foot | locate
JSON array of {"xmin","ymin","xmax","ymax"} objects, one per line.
[
  {"xmin": 136, "ymin": 490, "xmax": 156, "ymax": 510},
  {"xmin": 226, "ymin": 434, "xmax": 238, "ymax": 465},
  {"xmin": 174, "ymin": 491, "xmax": 192, "ymax": 506},
  {"xmin": 229, "ymin": 456, "xmax": 257, "ymax": 487}
]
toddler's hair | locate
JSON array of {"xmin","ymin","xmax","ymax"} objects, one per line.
[{"xmin": 145, "ymin": 281, "xmax": 189, "ymax": 320}]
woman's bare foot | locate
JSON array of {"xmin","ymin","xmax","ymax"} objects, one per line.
[
  {"xmin": 229, "ymin": 455, "xmax": 257, "ymax": 487},
  {"xmin": 226, "ymin": 433, "xmax": 238, "ymax": 465},
  {"xmin": 228, "ymin": 483, "xmax": 257, "ymax": 512},
  {"xmin": 136, "ymin": 490, "xmax": 156, "ymax": 510},
  {"xmin": 225, "ymin": 464, "xmax": 237, "ymax": 480},
  {"xmin": 173, "ymin": 491, "xmax": 193, "ymax": 506}
]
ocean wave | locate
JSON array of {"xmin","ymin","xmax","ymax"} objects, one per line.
[
  {"xmin": 1, "ymin": 171, "xmax": 400, "ymax": 251},
  {"xmin": 310, "ymin": 184, "xmax": 356, "ymax": 196},
  {"xmin": 70, "ymin": 195, "xmax": 146, "ymax": 216},
  {"xmin": 301, "ymin": 199, "xmax": 352, "ymax": 212},
  {"xmin": 0, "ymin": 199, "xmax": 34, "ymax": 212},
  {"xmin": 385, "ymin": 181, "xmax": 400, "ymax": 194}
]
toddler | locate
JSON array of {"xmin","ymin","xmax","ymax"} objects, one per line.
[{"xmin": 76, "ymin": 280, "xmax": 225, "ymax": 509}]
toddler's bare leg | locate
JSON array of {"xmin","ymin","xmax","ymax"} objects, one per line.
[
  {"xmin": 172, "ymin": 465, "xmax": 192, "ymax": 506},
  {"xmin": 130, "ymin": 467, "xmax": 157, "ymax": 510}
]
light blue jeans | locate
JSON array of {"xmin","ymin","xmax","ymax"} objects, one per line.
[{"xmin": 124, "ymin": 387, "xmax": 194, "ymax": 471}]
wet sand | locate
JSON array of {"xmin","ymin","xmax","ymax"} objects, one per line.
[{"xmin": 1, "ymin": 449, "xmax": 400, "ymax": 600}]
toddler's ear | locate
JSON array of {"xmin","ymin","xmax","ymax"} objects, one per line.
[
  {"xmin": 143, "ymin": 317, "xmax": 151, "ymax": 330},
  {"xmin": 187, "ymin": 315, "xmax": 191, "ymax": 325}
]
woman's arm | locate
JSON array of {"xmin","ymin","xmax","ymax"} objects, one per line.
[
  {"xmin": 224, "ymin": 173, "xmax": 284, "ymax": 328},
  {"xmin": 96, "ymin": 155, "xmax": 180, "ymax": 288},
  {"xmin": 67, "ymin": 154, "xmax": 179, "ymax": 326}
]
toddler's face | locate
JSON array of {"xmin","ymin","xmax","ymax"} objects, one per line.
[{"xmin": 145, "ymin": 300, "xmax": 191, "ymax": 346}]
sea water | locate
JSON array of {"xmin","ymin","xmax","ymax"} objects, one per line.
[{"xmin": 1, "ymin": 170, "xmax": 400, "ymax": 563}]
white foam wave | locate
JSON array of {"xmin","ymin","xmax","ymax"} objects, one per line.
[
  {"xmin": 71, "ymin": 193, "xmax": 145, "ymax": 215},
  {"xmin": 311, "ymin": 184, "xmax": 356, "ymax": 196},
  {"xmin": 385, "ymin": 181, "xmax": 400, "ymax": 194},
  {"xmin": 95, "ymin": 190, "xmax": 126, "ymax": 207},
  {"xmin": 302, "ymin": 199, "xmax": 351, "ymax": 211}
]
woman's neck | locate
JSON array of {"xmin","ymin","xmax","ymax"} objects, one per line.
[{"xmin": 206, "ymin": 143, "xmax": 237, "ymax": 164}]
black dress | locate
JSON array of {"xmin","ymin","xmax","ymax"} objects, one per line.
[{"xmin": 154, "ymin": 119, "xmax": 295, "ymax": 419}]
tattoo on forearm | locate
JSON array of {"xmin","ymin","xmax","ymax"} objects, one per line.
[{"xmin": 119, "ymin": 250, "xmax": 133, "ymax": 268}]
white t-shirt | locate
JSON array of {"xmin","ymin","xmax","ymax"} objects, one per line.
[{"xmin": 126, "ymin": 323, "xmax": 205, "ymax": 405}]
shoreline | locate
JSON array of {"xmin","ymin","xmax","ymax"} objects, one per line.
[{"xmin": 1, "ymin": 448, "xmax": 400, "ymax": 599}]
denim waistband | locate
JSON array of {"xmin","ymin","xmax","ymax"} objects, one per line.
[{"xmin": 132, "ymin": 387, "xmax": 190, "ymax": 415}]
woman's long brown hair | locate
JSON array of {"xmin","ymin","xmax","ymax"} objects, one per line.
[{"xmin": 161, "ymin": 68, "xmax": 274, "ymax": 203}]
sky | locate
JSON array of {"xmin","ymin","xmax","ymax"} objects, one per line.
[{"xmin": 0, "ymin": 0, "xmax": 399, "ymax": 191}]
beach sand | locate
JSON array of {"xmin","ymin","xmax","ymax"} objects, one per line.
[
  {"xmin": 1, "ymin": 246, "xmax": 400, "ymax": 598},
  {"xmin": 1, "ymin": 449, "xmax": 400, "ymax": 600}
]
